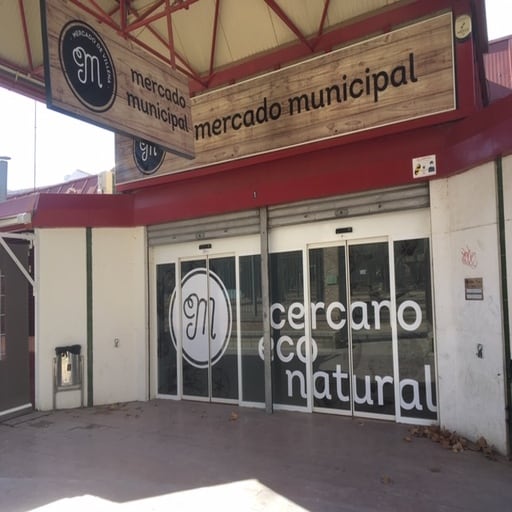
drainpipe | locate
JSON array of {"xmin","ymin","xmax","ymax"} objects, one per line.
[
  {"xmin": 86, "ymin": 227, "xmax": 93, "ymax": 407},
  {"xmin": 260, "ymin": 207, "xmax": 273, "ymax": 414},
  {"xmin": 496, "ymin": 155, "xmax": 512, "ymax": 457},
  {"xmin": 0, "ymin": 156, "xmax": 10, "ymax": 202}
]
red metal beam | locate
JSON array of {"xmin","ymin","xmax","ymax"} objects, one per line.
[
  {"xmin": 2, "ymin": 0, "xmax": 482, "ymax": 99},
  {"xmin": 88, "ymin": 0, "xmax": 114, "ymax": 21},
  {"xmin": 317, "ymin": 0, "xmax": 330, "ymax": 38},
  {"xmin": 119, "ymin": 0, "xmax": 127, "ymax": 31},
  {"xmin": 18, "ymin": 0, "xmax": 34, "ymax": 72},
  {"xmin": 120, "ymin": 2, "xmax": 203, "ymax": 83},
  {"xmin": 189, "ymin": 0, "xmax": 476, "ymax": 93},
  {"xmin": 42, "ymin": 0, "xmax": 481, "ymax": 99},
  {"xmin": 165, "ymin": 0, "xmax": 175, "ymax": 68},
  {"xmin": 71, "ymin": 0, "xmax": 203, "ymax": 84},
  {"xmin": 122, "ymin": 27, "xmax": 207, "ymax": 86},
  {"xmin": 264, "ymin": 0, "xmax": 313, "ymax": 51},
  {"xmin": 0, "ymin": 56, "xmax": 44, "ymax": 82},
  {"xmin": 124, "ymin": 0, "xmax": 200, "ymax": 33},
  {"xmin": 69, "ymin": 0, "xmax": 120, "ymax": 30},
  {"xmin": 208, "ymin": 0, "xmax": 221, "ymax": 79},
  {"xmin": 0, "ymin": 76, "xmax": 44, "ymax": 102},
  {"xmin": 128, "ymin": 0, "xmax": 166, "ymax": 26}
]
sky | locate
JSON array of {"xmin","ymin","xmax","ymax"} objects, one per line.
[
  {"xmin": 0, "ymin": 0, "xmax": 510, "ymax": 192},
  {"xmin": 0, "ymin": 91, "xmax": 115, "ymax": 191}
]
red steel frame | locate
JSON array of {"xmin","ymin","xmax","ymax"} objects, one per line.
[
  {"xmin": 7, "ymin": 90, "xmax": 508, "ymax": 230},
  {"xmin": 1, "ymin": 0, "xmax": 508, "ymax": 230},
  {"xmin": 1, "ymin": 0, "xmax": 486, "ymax": 96}
]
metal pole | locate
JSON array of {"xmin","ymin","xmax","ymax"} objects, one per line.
[
  {"xmin": 0, "ymin": 236, "xmax": 35, "ymax": 288},
  {"xmin": 0, "ymin": 158, "xmax": 9, "ymax": 202},
  {"xmin": 260, "ymin": 207, "xmax": 272, "ymax": 413},
  {"xmin": 33, "ymin": 101, "xmax": 37, "ymax": 191},
  {"xmin": 86, "ymin": 228, "xmax": 93, "ymax": 407},
  {"xmin": 496, "ymin": 156, "xmax": 512, "ymax": 456}
]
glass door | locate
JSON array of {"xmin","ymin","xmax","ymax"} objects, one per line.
[
  {"xmin": 154, "ymin": 227, "xmax": 436, "ymax": 419},
  {"xmin": 308, "ymin": 240, "xmax": 394, "ymax": 418},
  {"xmin": 394, "ymin": 238, "xmax": 437, "ymax": 421},
  {"xmin": 308, "ymin": 238, "xmax": 437, "ymax": 421},
  {"xmin": 270, "ymin": 250, "xmax": 307, "ymax": 408},
  {"xmin": 171, "ymin": 256, "xmax": 238, "ymax": 402},
  {"xmin": 349, "ymin": 242, "xmax": 394, "ymax": 416},
  {"xmin": 309, "ymin": 245, "xmax": 351, "ymax": 411}
]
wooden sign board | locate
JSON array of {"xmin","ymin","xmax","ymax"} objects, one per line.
[
  {"xmin": 116, "ymin": 12, "xmax": 455, "ymax": 185},
  {"xmin": 41, "ymin": 0, "xmax": 194, "ymax": 159}
]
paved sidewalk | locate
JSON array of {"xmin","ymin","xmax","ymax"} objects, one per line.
[{"xmin": 0, "ymin": 400, "xmax": 511, "ymax": 511}]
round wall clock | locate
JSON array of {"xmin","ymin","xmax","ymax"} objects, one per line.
[{"xmin": 455, "ymin": 14, "xmax": 472, "ymax": 40}]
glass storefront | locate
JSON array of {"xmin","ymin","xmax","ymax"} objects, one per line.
[
  {"xmin": 155, "ymin": 225, "xmax": 437, "ymax": 422},
  {"xmin": 156, "ymin": 263, "xmax": 176, "ymax": 395},
  {"xmin": 240, "ymin": 255, "xmax": 264, "ymax": 403},
  {"xmin": 394, "ymin": 239, "xmax": 436, "ymax": 420},
  {"xmin": 308, "ymin": 242, "xmax": 395, "ymax": 416},
  {"xmin": 270, "ymin": 250, "xmax": 306, "ymax": 407}
]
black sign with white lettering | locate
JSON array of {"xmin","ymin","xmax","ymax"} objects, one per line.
[
  {"xmin": 59, "ymin": 21, "xmax": 116, "ymax": 112},
  {"xmin": 133, "ymin": 139, "xmax": 165, "ymax": 175}
]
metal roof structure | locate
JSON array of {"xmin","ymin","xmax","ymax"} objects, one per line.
[
  {"xmin": 485, "ymin": 35, "xmax": 512, "ymax": 88},
  {"xmin": 0, "ymin": 0, "xmax": 445, "ymax": 100},
  {"xmin": 7, "ymin": 172, "xmax": 114, "ymax": 199},
  {"xmin": 2, "ymin": 0, "xmax": 508, "ymax": 234}
]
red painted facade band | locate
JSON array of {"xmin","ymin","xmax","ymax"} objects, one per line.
[{"xmin": 0, "ymin": 0, "xmax": 508, "ymax": 230}]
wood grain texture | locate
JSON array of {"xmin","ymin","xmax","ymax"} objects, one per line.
[
  {"xmin": 44, "ymin": 0, "xmax": 194, "ymax": 158},
  {"xmin": 114, "ymin": 12, "xmax": 455, "ymax": 185}
]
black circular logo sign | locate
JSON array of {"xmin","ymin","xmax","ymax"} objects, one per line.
[
  {"xmin": 133, "ymin": 138, "xmax": 165, "ymax": 175},
  {"xmin": 59, "ymin": 21, "xmax": 116, "ymax": 112}
]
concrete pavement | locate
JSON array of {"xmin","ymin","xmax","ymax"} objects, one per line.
[{"xmin": 0, "ymin": 400, "xmax": 511, "ymax": 511}]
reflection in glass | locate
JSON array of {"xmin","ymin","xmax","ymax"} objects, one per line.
[
  {"xmin": 209, "ymin": 257, "xmax": 238, "ymax": 400},
  {"xmin": 395, "ymin": 239, "xmax": 437, "ymax": 420},
  {"xmin": 181, "ymin": 260, "xmax": 209, "ymax": 397},
  {"xmin": 157, "ymin": 263, "xmax": 176, "ymax": 394},
  {"xmin": 309, "ymin": 246, "xmax": 351, "ymax": 410},
  {"xmin": 157, "ymin": 237, "xmax": 436, "ymax": 420},
  {"xmin": 270, "ymin": 251, "xmax": 306, "ymax": 407},
  {"xmin": 178, "ymin": 258, "xmax": 238, "ymax": 400},
  {"xmin": 349, "ymin": 243, "xmax": 394, "ymax": 415},
  {"xmin": 240, "ymin": 255, "xmax": 264, "ymax": 403}
]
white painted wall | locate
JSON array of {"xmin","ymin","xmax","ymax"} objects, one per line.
[
  {"xmin": 430, "ymin": 162, "xmax": 508, "ymax": 454},
  {"xmin": 92, "ymin": 227, "xmax": 147, "ymax": 405},
  {"xmin": 502, "ymin": 155, "xmax": 512, "ymax": 364},
  {"xmin": 35, "ymin": 228, "xmax": 87, "ymax": 410},
  {"xmin": 35, "ymin": 227, "xmax": 147, "ymax": 411}
]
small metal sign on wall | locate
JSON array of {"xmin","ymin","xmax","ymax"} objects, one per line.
[
  {"xmin": 465, "ymin": 278, "xmax": 484, "ymax": 300},
  {"xmin": 40, "ymin": 0, "xmax": 195, "ymax": 159}
]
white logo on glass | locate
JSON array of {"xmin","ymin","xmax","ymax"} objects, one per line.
[{"xmin": 169, "ymin": 268, "xmax": 232, "ymax": 368}]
